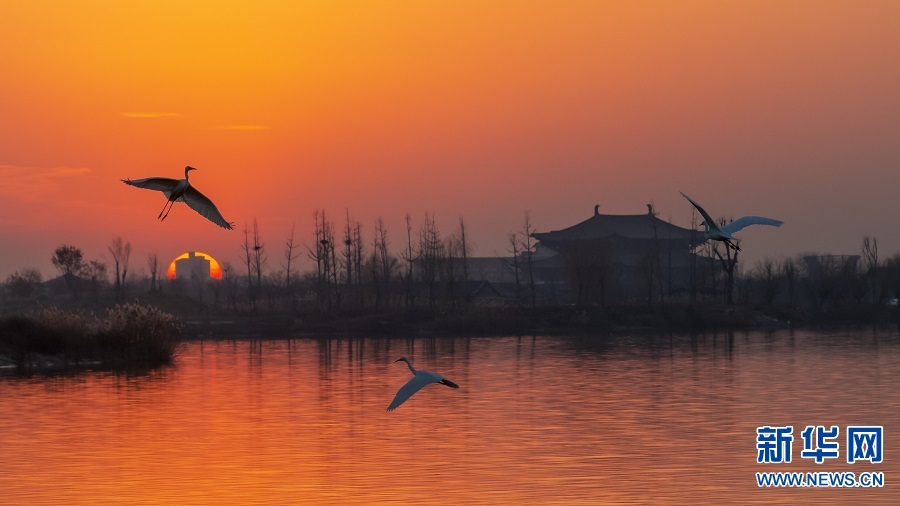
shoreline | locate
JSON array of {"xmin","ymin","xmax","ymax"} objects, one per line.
[
  {"xmin": 5, "ymin": 302, "xmax": 899, "ymax": 374},
  {"xmin": 179, "ymin": 303, "xmax": 900, "ymax": 340}
]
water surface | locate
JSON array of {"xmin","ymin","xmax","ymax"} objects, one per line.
[{"xmin": 1, "ymin": 329, "xmax": 897, "ymax": 503}]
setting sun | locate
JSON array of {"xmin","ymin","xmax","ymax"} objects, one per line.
[{"xmin": 166, "ymin": 251, "xmax": 223, "ymax": 280}]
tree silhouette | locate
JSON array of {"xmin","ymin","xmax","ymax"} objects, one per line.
[
  {"xmin": 107, "ymin": 236, "xmax": 131, "ymax": 301},
  {"xmin": 240, "ymin": 223, "xmax": 255, "ymax": 309},
  {"xmin": 282, "ymin": 223, "xmax": 300, "ymax": 309},
  {"xmin": 371, "ymin": 217, "xmax": 395, "ymax": 308},
  {"xmin": 862, "ymin": 236, "xmax": 882, "ymax": 303},
  {"xmin": 147, "ymin": 253, "xmax": 160, "ymax": 293},
  {"xmin": 400, "ymin": 213, "xmax": 416, "ymax": 310},
  {"xmin": 521, "ymin": 211, "xmax": 537, "ymax": 308},
  {"xmin": 6, "ymin": 269, "xmax": 42, "ymax": 298},
  {"xmin": 51, "ymin": 245, "xmax": 85, "ymax": 295},
  {"xmin": 505, "ymin": 231, "xmax": 522, "ymax": 306}
]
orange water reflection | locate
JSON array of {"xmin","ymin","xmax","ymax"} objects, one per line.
[{"xmin": 1, "ymin": 330, "xmax": 898, "ymax": 503}]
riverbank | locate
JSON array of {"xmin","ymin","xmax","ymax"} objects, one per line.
[
  {"xmin": 5, "ymin": 299, "xmax": 898, "ymax": 374},
  {"xmin": 180, "ymin": 303, "xmax": 900, "ymax": 339},
  {"xmin": 0, "ymin": 303, "xmax": 181, "ymax": 374}
]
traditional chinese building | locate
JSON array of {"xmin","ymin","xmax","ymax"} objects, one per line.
[
  {"xmin": 174, "ymin": 252, "xmax": 211, "ymax": 282},
  {"xmin": 529, "ymin": 204, "xmax": 706, "ymax": 304}
]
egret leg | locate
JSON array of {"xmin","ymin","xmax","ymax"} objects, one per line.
[
  {"xmin": 159, "ymin": 199, "xmax": 175, "ymax": 221},
  {"xmin": 158, "ymin": 199, "xmax": 171, "ymax": 219}
]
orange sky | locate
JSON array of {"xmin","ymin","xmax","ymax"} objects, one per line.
[{"xmin": 2, "ymin": 1, "xmax": 900, "ymax": 280}]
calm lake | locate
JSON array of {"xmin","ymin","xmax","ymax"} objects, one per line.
[{"xmin": 1, "ymin": 329, "xmax": 898, "ymax": 504}]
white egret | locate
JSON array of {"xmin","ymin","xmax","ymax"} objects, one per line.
[
  {"xmin": 122, "ymin": 166, "xmax": 234, "ymax": 230},
  {"xmin": 387, "ymin": 357, "xmax": 459, "ymax": 411},
  {"xmin": 680, "ymin": 192, "xmax": 782, "ymax": 251}
]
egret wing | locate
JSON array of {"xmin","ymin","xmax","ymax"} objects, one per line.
[
  {"xmin": 122, "ymin": 177, "xmax": 180, "ymax": 194},
  {"xmin": 182, "ymin": 186, "xmax": 234, "ymax": 230},
  {"xmin": 439, "ymin": 378, "xmax": 459, "ymax": 389},
  {"xmin": 680, "ymin": 192, "xmax": 716, "ymax": 228},
  {"xmin": 720, "ymin": 216, "xmax": 783, "ymax": 235},
  {"xmin": 387, "ymin": 374, "xmax": 432, "ymax": 411}
]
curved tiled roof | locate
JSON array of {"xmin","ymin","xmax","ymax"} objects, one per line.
[{"xmin": 532, "ymin": 212, "xmax": 696, "ymax": 242}]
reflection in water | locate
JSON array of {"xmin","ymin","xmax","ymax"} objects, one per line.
[{"xmin": 1, "ymin": 329, "xmax": 898, "ymax": 504}]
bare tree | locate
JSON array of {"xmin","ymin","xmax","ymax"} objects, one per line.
[
  {"xmin": 353, "ymin": 220, "xmax": 365, "ymax": 306},
  {"xmin": 688, "ymin": 206, "xmax": 701, "ymax": 303},
  {"xmin": 147, "ymin": 253, "xmax": 160, "ymax": 293},
  {"xmin": 221, "ymin": 262, "xmax": 239, "ymax": 311},
  {"xmin": 400, "ymin": 213, "xmax": 416, "ymax": 310},
  {"xmin": 640, "ymin": 207, "xmax": 663, "ymax": 306},
  {"xmin": 308, "ymin": 209, "xmax": 336, "ymax": 311},
  {"xmin": 328, "ymin": 216, "xmax": 339, "ymax": 307},
  {"xmin": 83, "ymin": 259, "xmax": 108, "ymax": 301},
  {"xmin": 459, "ymin": 216, "xmax": 470, "ymax": 288},
  {"xmin": 708, "ymin": 217, "xmax": 739, "ymax": 305},
  {"xmin": 781, "ymin": 257, "xmax": 798, "ymax": 305},
  {"xmin": 240, "ymin": 224, "xmax": 254, "ymax": 307},
  {"xmin": 639, "ymin": 246, "xmax": 660, "ymax": 307},
  {"xmin": 341, "ymin": 209, "xmax": 353, "ymax": 291},
  {"xmin": 862, "ymin": 236, "xmax": 881, "ymax": 303},
  {"xmin": 505, "ymin": 232, "xmax": 522, "ymax": 306},
  {"xmin": 337, "ymin": 210, "xmax": 363, "ymax": 307},
  {"xmin": 252, "ymin": 219, "xmax": 267, "ymax": 294},
  {"xmin": 442, "ymin": 232, "xmax": 461, "ymax": 311},
  {"xmin": 735, "ymin": 263, "xmax": 753, "ymax": 305},
  {"xmin": 755, "ymin": 258, "xmax": 779, "ymax": 306},
  {"xmin": 804, "ymin": 254, "xmax": 859, "ymax": 310},
  {"xmin": 418, "ymin": 213, "xmax": 444, "ymax": 310},
  {"xmin": 372, "ymin": 217, "xmax": 394, "ymax": 308},
  {"xmin": 309, "ymin": 210, "xmax": 325, "ymax": 306},
  {"xmin": 522, "ymin": 212, "xmax": 537, "ymax": 308},
  {"xmin": 282, "ymin": 223, "xmax": 300, "ymax": 308},
  {"xmin": 107, "ymin": 236, "xmax": 131, "ymax": 301}
]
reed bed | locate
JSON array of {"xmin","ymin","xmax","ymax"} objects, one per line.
[{"xmin": 0, "ymin": 303, "xmax": 182, "ymax": 372}]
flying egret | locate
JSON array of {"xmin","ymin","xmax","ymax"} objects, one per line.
[
  {"xmin": 387, "ymin": 357, "xmax": 459, "ymax": 411},
  {"xmin": 680, "ymin": 192, "xmax": 782, "ymax": 251},
  {"xmin": 122, "ymin": 166, "xmax": 234, "ymax": 230}
]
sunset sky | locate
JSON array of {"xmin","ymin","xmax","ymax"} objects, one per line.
[{"xmin": 2, "ymin": 1, "xmax": 900, "ymax": 280}]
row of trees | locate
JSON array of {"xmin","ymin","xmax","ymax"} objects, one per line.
[
  {"xmin": 3, "ymin": 238, "xmax": 161, "ymax": 302},
  {"xmin": 1, "ymin": 210, "xmax": 521, "ymax": 313},
  {"xmin": 256, "ymin": 210, "xmax": 479, "ymax": 313},
  {"xmin": 742, "ymin": 236, "xmax": 900, "ymax": 309},
  {"xmin": 4, "ymin": 211, "xmax": 900, "ymax": 315}
]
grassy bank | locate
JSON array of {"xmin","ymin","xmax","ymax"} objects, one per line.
[
  {"xmin": 0, "ymin": 303, "xmax": 182, "ymax": 373},
  {"xmin": 180, "ymin": 301, "xmax": 900, "ymax": 339},
  {"xmin": 178, "ymin": 303, "xmax": 802, "ymax": 339}
]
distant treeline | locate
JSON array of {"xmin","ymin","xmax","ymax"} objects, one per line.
[{"xmin": 2, "ymin": 210, "xmax": 898, "ymax": 319}]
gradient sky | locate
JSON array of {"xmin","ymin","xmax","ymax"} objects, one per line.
[{"xmin": 2, "ymin": 1, "xmax": 900, "ymax": 281}]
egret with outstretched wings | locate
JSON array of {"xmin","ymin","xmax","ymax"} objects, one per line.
[
  {"xmin": 387, "ymin": 357, "xmax": 459, "ymax": 411},
  {"xmin": 122, "ymin": 166, "xmax": 234, "ymax": 230},
  {"xmin": 680, "ymin": 192, "xmax": 782, "ymax": 251}
]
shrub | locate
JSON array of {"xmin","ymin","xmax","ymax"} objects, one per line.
[
  {"xmin": 0, "ymin": 303, "xmax": 182, "ymax": 372},
  {"xmin": 27, "ymin": 307, "xmax": 94, "ymax": 361},
  {"xmin": 5, "ymin": 268, "xmax": 43, "ymax": 298},
  {"xmin": 96, "ymin": 303, "xmax": 182, "ymax": 366}
]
